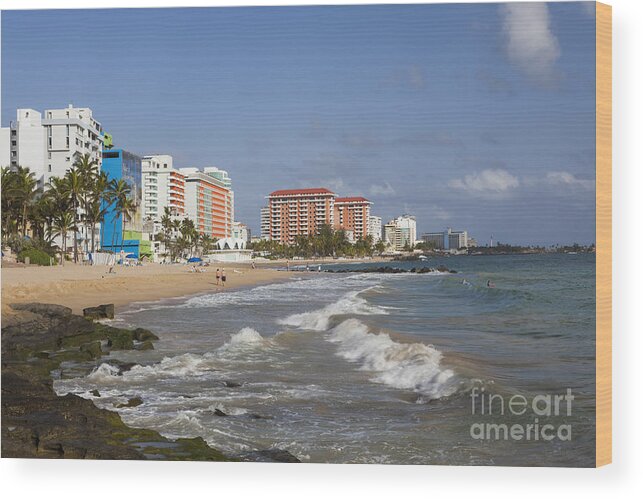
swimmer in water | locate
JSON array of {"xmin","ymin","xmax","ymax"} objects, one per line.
[{"xmin": 487, "ymin": 280, "xmax": 495, "ymax": 288}]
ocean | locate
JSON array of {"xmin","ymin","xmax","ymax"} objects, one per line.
[{"xmin": 54, "ymin": 253, "xmax": 596, "ymax": 466}]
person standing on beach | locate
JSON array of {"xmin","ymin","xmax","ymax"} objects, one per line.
[
  {"xmin": 221, "ymin": 268, "xmax": 227, "ymax": 287},
  {"xmin": 216, "ymin": 268, "xmax": 221, "ymax": 286}
]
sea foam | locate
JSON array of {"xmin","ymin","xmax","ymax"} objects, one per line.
[
  {"xmin": 327, "ymin": 319, "xmax": 458, "ymax": 400},
  {"xmin": 278, "ymin": 289, "xmax": 387, "ymax": 331}
]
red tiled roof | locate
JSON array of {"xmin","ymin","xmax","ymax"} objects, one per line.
[
  {"xmin": 335, "ymin": 196, "xmax": 371, "ymax": 203},
  {"xmin": 269, "ymin": 188, "xmax": 335, "ymax": 197}
]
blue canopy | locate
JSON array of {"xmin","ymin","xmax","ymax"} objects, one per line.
[
  {"xmin": 187, "ymin": 257, "xmax": 202, "ymax": 263},
  {"xmin": 125, "ymin": 253, "xmax": 137, "ymax": 259}
]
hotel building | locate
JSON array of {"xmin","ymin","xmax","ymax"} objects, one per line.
[
  {"xmin": 334, "ymin": 197, "xmax": 371, "ymax": 240},
  {"xmin": 260, "ymin": 206, "xmax": 270, "ymax": 240},
  {"xmin": 1, "ymin": 105, "xmax": 104, "ymax": 186},
  {"xmin": 142, "ymin": 155, "xmax": 186, "ymax": 221},
  {"xmin": 267, "ymin": 188, "xmax": 336, "ymax": 244},
  {"xmin": 384, "ymin": 215, "xmax": 417, "ymax": 251},
  {"xmin": 0, "ymin": 105, "xmax": 104, "ymax": 252},
  {"xmin": 100, "ymin": 149, "xmax": 150, "ymax": 257},
  {"xmin": 368, "ymin": 216, "xmax": 382, "ymax": 243},
  {"xmin": 421, "ymin": 228, "xmax": 469, "ymax": 251},
  {"xmin": 181, "ymin": 167, "xmax": 234, "ymax": 239}
]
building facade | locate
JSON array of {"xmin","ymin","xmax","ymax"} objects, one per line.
[
  {"xmin": 384, "ymin": 215, "xmax": 417, "ymax": 250},
  {"xmin": 267, "ymin": 188, "xmax": 336, "ymax": 244},
  {"xmin": 421, "ymin": 228, "xmax": 469, "ymax": 251},
  {"xmin": 142, "ymin": 155, "xmax": 186, "ymax": 222},
  {"xmin": 232, "ymin": 221, "xmax": 250, "ymax": 242},
  {"xmin": 100, "ymin": 149, "xmax": 149, "ymax": 257},
  {"xmin": 368, "ymin": 215, "xmax": 382, "ymax": 243},
  {"xmin": 260, "ymin": 206, "xmax": 270, "ymax": 240},
  {"xmin": 334, "ymin": 197, "xmax": 371, "ymax": 240},
  {"xmin": 181, "ymin": 168, "xmax": 234, "ymax": 240},
  {"xmin": 1, "ymin": 106, "xmax": 104, "ymax": 186}
]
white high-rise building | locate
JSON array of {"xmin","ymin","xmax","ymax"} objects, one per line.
[
  {"xmin": 260, "ymin": 206, "xmax": 270, "ymax": 239},
  {"xmin": 142, "ymin": 155, "xmax": 186, "ymax": 223},
  {"xmin": 368, "ymin": 215, "xmax": 382, "ymax": 243},
  {"xmin": 384, "ymin": 215, "xmax": 417, "ymax": 251},
  {"xmin": 1, "ymin": 105, "xmax": 104, "ymax": 186}
]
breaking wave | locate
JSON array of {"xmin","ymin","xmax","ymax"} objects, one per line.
[
  {"xmin": 278, "ymin": 289, "xmax": 388, "ymax": 331},
  {"xmin": 327, "ymin": 319, "xmax": 459, "ymax": 400}
]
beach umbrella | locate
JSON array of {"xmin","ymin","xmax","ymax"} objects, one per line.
[{"xmin": 187, "ymin": 257, "xmax": 203, "ymax": 263}]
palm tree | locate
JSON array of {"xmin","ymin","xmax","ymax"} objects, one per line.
[
  {"xmin": 107, "ymin": 179, "xmax": 132, "ymax": 251},
  {"xmin": 63, "ymin": 167, "xmax": 84, "ymax": 263},
  {"xmin": 73, "ymin": 153, "xmax": 99, "ymax": 253},
  {"xmin": 9, "ymin": 166, "xmax": 40, "ymax": 238},
  {"xmin": 84, "ymin": 171, "xmax": 111, "ymax": 253},
  {"xmin": 118, "ymin": 197, "xmax": 136, "ymax": 254},
  {"xmin": 49, "ymin": 211, "xmax": 76, "ymax": 265}
]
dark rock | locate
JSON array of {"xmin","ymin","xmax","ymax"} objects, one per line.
[
  {"xmin": 11, "ymin": 303, "xmax": 72, "ymax": 318},
  {"xmin": 255, "ymin": 448, "xmax": 301, "ymax": 463},
  {"xmin": 116, "ymin": 396, "xmax": 143, "ymax": 408},
  {"xmin": 104, "ymin": 360, "xmax": 139, "ymax": 375},
  {"xmin": 79, "ymin": 341, "xmax": 103, "ymax": 360},
  {"xmin": 83, "ymin": 304, "xmax": 115, "ymax": 320},
  {"xmin": 213, "ymin": 409, "xmax": 228, "ymax": 417},
  {"xmin": 2, "ymin": 303, "xmax": 232, "ymax": 462},
  {"xmin": 135, "ymin": 340, "xmax": 154, "ymax": 351},
  {"xmin": 132, "ymin": 328, "xmax": 159, "ymax": 341},
  {"xmin": 223, "ymin": 380, "xmax": 242, "ymax": 388}
]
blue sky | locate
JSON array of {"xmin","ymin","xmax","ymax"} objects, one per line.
[{"xmin": 1, "ymin": 3, "xmax": 597, "ymax": 244}]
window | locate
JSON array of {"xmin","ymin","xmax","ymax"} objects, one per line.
[
  {"xmin": 48, "ymin": 165, "xmax": 52, "ymax": 172},
  {"xmin": 66, "ymin": 157, "xmax": 70, "ymax": 162},
  {"xmin": 11, "ymin": 130, "xmax": 16, "ymax": 136},
  {"xmin": 11, "ymin": 141, "xmax": 16, "ymax": 146},
  {"xmin": 48, "ymin": 152, "xmax": 51, "ymax": 159},
  {"xmin": 11, "ymin": 151, "xmax": 16, "ymax": 157}
]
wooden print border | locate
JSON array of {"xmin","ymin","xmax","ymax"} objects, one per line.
[{"xmin": 595, "ymin": 1, "xmax": 612, "ymax": 467}]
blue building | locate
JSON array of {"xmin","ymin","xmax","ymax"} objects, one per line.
[{"xmin": 100, "ymin": 149, "xmax": 144, "ymax": 257}]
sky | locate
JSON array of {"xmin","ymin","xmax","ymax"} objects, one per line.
[{"xmin": 1, "ymin": 2, "xmax": 597, "ymax": 245}]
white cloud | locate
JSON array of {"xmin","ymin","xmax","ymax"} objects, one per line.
[
  {"xmin": 449, "ymin": 169, "xmax": 520, "ymax": 196},
  {"xmin": 368, "ymin": 182, "xmax": 396, "ymax": 197},
  {"xmin": 500, "ymin": 3, "xmax": 561, "ymax": 84},
  {"xmin": 545, "ymin": 171, "xmax": 594, "ymax": 190},
  {"xmin": 427, "ymin": 204, "xmax": 451, "ymax": 221}
]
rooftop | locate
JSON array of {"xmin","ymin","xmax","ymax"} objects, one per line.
[
  {"xmin": 269, "ymin": 188, "xmax": 335, "ymax": 197},
  {"xmin": 335, "ymin": 196, "xmax": 371, "ymax": 204}
]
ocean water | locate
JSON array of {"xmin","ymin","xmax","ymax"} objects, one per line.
[{"xmin": 54, "ymin": 253, "xmax": 596, "ymax": 466}]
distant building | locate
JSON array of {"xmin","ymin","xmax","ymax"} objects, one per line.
[
  {"xmin": 142, "ymin": 155, "xmax": 186, "ymax": 221},
  {"xmin": 421, "ymin": 228, "xmax": 469, "ymax": 251},
  {"xmin": 180, "ymin": 167, "xmax": 234, "ymax": 240},
  {"xmin": 384, "ymin": 215, "xmax": 417, "ymax": 250},
  {"xmin": 100, "ymin": 149, "xmax": 149, "ymax": 257},
  {"xmin": 334, "ymin": 197, "xmax": 371, "ymax": 240},
  {"xmin": 267, "ymin": 188, "xmax": 336, "ymax": 244},
  {"xmin": 260, "ymin": 206, "xmax": 270, "ymax": 239},
  {"xmin": 1, "ymin": 106, "xmax": 104, "ymax": 186},
  {"xmin": 368, "ymin": 215, "xmax": 382, "ymax": 243},
  {"xmin": 232, "ymin": 221, "xmax": 250, "ymax": 242}
]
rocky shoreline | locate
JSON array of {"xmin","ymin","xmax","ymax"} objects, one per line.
[
  {"xmin": 1, "ymin": 302, "xmax": 298, "ymax": 462},
  {"xmin": 325, "ymin": 265, "xmax": 457, "ymax": 274}
]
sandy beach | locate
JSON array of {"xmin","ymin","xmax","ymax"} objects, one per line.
[{"xmin": 1, "ymin": 262, "xmax": 292, "ymax": 318}]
